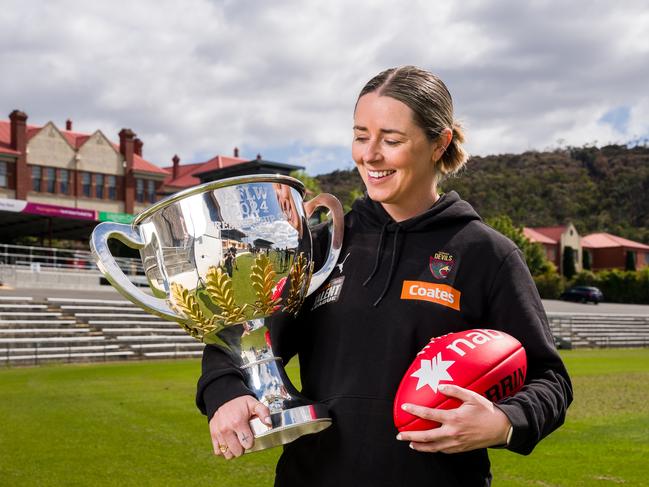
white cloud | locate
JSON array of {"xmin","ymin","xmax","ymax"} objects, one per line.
[{"xmin": 1, "ymin": 0, "xmax": 648, "ymax": 174}]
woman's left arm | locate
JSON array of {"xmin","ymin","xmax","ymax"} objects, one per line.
[{"xmin": 398, "ymin": 249, "xmax": 573, "ymax": 455}]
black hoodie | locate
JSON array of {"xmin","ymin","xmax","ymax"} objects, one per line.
[{"xmin": 197, "ymin": 192, "xmax": 573, "ymax": 487}]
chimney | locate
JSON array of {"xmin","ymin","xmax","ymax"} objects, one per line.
[
  {"xmin": 256, "ymin": 153, "xmax": 262, "ymax": 161},
  {"xmin": 119, "ymin": 128, "xmax": 136, "ymax": 214},
  {"xmin": 172, "ymin": 154, "xmax": 180, "ymax": 180},
  {"xmin": 9, "ymin": 110, "xmax": 28, "ymax": 151},
  {"xmin": 134, "ymin": 137, "xmax": 143, "ymax": 157},
  {"xmin": 9, "ymin": 110, "xmax": 29, "ymax": 200},
  {"xmin": 66, "ymin": 119, "xmax": 72, "ymax": 131},
  {"xmin": 234, "ymin": 147, "xmax": 239, "ymax": 158},
  {"xmin": 119, "ymin": 128, "xmax": 136, "ymax": 164}
]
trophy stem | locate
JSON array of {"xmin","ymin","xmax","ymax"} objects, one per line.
[{"xmin": 209, "ymin": 319, "xmax": 332, "ymax": 453}]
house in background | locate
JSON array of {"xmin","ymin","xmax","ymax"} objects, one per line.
[
  {"xmin": 524, "ymin": 223, "xmax": 582, "ymax": 274},
  {"xmin": 581, "ymin": 233, "xmax": 649, "ymax": 271}
]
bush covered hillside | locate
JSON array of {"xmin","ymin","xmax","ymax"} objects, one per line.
[{"xmin": 315, "ymin": 145, "xmax": 649, "ymax": 245}]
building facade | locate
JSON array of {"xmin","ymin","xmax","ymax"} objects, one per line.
[{"xmin": 0, "ymin": 110, "xmax": 168, "ymax": 219}]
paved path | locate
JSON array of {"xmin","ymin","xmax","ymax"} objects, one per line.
[{"xmin": 543, "ymin": 299, "xmax": 649, "ymax": 315}]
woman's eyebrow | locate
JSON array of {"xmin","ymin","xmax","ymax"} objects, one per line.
[{"xmin": 353, "ymin": 125, "xmax": 406, "ymax": 136}]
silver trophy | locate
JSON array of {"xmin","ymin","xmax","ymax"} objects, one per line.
[{"xmin": 90, "ymin": 174, "xmax": 344, "ymax": 452}]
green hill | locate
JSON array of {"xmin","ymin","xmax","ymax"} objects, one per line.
[{"xmin": 315, "ymin": 145, "xmax": 649, "ymax": 244}]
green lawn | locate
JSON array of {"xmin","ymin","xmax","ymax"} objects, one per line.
[{"xmin": 1, "ymin": 349, "xmax": 648, "ymax": 486}]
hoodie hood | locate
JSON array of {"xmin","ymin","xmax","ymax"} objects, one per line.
[
  {"xmin": 349, "ymin": 191, "xmax": 481, "ymax": 306},
  {"xmin": 350, "ymin": 190, "xmax": 481, "ymax": 231}
]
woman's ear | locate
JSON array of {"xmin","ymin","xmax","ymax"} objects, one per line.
[{"xmin": 433, "ymin": 128, "xmax": 453, "ymax": 162}]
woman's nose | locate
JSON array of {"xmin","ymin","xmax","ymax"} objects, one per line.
[{"xmin": 362, "ymin": 140, "xmax": 382, "ymax": 164}]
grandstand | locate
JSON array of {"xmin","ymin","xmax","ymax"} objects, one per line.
[
  {"xmin": 0, "ymin": 292, "xmax": 204, "ymax": 365},
  {"xmin": 1, "ymin": 243, "xmax": 648, "ymax": 365}
]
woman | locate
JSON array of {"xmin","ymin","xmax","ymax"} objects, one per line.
[{"xmin": 197, "ymin": 66, "xmax": 572, "ymax": 486}]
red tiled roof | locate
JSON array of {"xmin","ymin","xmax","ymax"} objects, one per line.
[
  {"xmin": 523, "ymin": 227, "xmax": 556, "ymax": 245},
  {"xmin": 0, "ymin": 121, "xmax": 20, "ymax": 155},
  {"xmin": 1, "ymin": 118, "xmax": 168, "ymax": 176},
  {"xmin": 582, "ymin": 233, "xmax": 649, "ymax": 251},
  {"xmin": 133, "ymin": 153, "xmax": 169, "ymax": 176},
  {"xmin": 163, "ymin": 155, "xmax": 247, "ymax": 188},
  {"xmin": 528, "ymin": 225, "xmax": 567, "ymax": 243}
]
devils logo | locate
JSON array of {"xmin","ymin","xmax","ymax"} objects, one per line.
[{"xmin": 429, "ymin": 251, "xmax": 455, "ymax": 280}]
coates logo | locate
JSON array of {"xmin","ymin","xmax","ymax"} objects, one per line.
[
  {"xmin": 400, "ymin": 280, "xmax": 461, "ymax": 311},
  {"xmin": 429, "ymin": 251, "xmax": 455, "ymax": 279}
]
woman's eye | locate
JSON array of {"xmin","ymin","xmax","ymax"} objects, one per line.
[
  {"xmin": 384, "ymin": 139, "xmax": 401, "ymax": 146},
  {"xmin": 354, "ymin": 136, "xmax": 368, "ymax": 142}
]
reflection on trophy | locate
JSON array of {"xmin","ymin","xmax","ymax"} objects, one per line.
[{"xmin": 90, "ymin": 174, "xmax": 344, "ymax": 452}]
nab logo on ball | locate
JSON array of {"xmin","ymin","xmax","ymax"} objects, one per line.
[{"xmin": 394, "ymin": 329, "xmax": 527, "ymax": 432}]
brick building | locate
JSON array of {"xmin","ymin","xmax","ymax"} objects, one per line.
[{"xmin": 0, "ymin": 110, "xmax": 168, "ymax": 217}]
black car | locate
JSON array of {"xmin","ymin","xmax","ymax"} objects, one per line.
[{"xmin": 560, "ymin": 286, "xmax": 604, "ymax": 304}]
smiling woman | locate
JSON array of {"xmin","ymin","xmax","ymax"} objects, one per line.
[{"xmin": 196, "ymin": 66, "xmax": 572, "ymax": 487}]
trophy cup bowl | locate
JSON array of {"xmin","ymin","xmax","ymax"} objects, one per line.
[{"xmin": 90, "ymin": 174, "xmax": 344, "ymax": 452}]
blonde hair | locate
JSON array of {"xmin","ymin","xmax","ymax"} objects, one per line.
[{"xmin": 357, "ymin": 66, "xmax": 468, "ymax": 179}]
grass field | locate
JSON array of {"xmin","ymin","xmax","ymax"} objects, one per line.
[{"xmin": 1, "ymin": 349, "xmax": 648, "ymax": 486}]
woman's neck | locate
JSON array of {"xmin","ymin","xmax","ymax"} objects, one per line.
[{"xmin": 381, "ymin": 190, "xmax": 440, "ymax": 222}]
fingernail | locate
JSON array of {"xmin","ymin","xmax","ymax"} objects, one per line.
[
  {"xmin": 409, "ymin": 443, "xmax": 415, "ymax": 450},
  {"xmin": 263, "ymin": 415, "xmax": 272, "ymax": 426},
  {"xmin": 439, "ymin": 385, "xmax": 446, "ymax": 391},
  {"xmin": 396, "ymin": 433, "xmax": 402, "ymax": 440},
  {"xmin": 401, "ymin": 404, "xmax": 410, "ymax": 411}
]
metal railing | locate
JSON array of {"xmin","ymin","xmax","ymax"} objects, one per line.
[{"xmin": 0, "ymin": 243, "xmax": 144, "ymax": 277}]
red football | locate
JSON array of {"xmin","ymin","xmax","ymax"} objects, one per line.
[{"xmin": 394, "ymin": 329, "xmax": 527, "ymax": 432}]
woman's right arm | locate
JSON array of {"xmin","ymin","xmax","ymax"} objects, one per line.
[{"xmin": 196, "ymin": 345, "xmax": 270, "ymax": 459}]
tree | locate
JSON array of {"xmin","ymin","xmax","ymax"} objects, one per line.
[
  {"xmin": 289, "ymin": 170, "xmax": 322, "ymax": 200},
  {"xmin": 485, "ymin": 215, "xmax": 552, "ymax": 276},
  {"xmin": 563, "ymin": 246, "xmax": 576, "ymax": 279}
]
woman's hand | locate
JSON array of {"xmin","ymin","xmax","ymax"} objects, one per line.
[
  {"xmin": 209, "ymin": 396, "xmax": 271, "ymax": 459},
  {"xmin": 396, "ymin": 384, "xmax": 511, "ymax": 454}
]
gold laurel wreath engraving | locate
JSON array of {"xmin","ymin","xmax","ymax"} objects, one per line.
[
  {"xmin": 250, "ymin": 253, "xmax": 281, "ymax": 316},
  {"xmin": 204, "ymin": 265, "xmax": 248, "ymax": 324},
  {"xmin": 283, "ymin": 252, "xmax": 312, "ymax": 316},
  {"xmin": 170, "ymin": 281, "xmax": 216, "ymax": 340}
]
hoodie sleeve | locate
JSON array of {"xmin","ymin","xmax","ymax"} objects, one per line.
[
  {"xmin": 485, "ymin": 249, "xmax": 573, "ymax": 455},
  {"xmin": 195, "ymin": 345, "xmax": 255, "ymax": 421}
]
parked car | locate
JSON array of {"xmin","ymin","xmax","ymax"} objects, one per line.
[{"xmin": 560, "ymin": 286, "xmax": 604, "ymax": 304}]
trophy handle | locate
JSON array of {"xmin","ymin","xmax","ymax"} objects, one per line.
[
  {"xmin": 90, "ymin": 222, "xmax": 181, "ymax": 321},
  {"xmin": 304, "ymin": 193, "xmax": 344, "ymax": 296}
]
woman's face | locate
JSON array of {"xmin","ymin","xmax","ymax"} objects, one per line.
[{"xmin": 352, "ymin": 92, "xmax": 444, "ymax": 220}]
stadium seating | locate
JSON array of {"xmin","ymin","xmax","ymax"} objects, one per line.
[
  {"xmin": 0, "ymin": 295, "xmax": 203, "ymax": 365},
  {"xmin": 3, "ymin": 293, "xmax": 648, "ymax": 365},
  {"xmin": 547, "ymin": 312, "xmax": 649, "ymax": 348}
]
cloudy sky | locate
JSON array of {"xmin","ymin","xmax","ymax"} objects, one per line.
[{"xmin": 2, "ymin": 0, "xmax": 648, "ymax": 175}]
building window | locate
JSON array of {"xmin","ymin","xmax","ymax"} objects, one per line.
[
  {"xmin": 574, "ymin": 249, "xmax": 579, "ymax": 263},
  {"xmin": 136, "ymin": 178, "xmax": 145, "ymax": 203},
  {"xmin": 95, "ymin": 174, "xmax": 104, "ymax": 199},
  {"xmin": 45, "ymin": 167, "xmax": 56, "ymax": 193},
  {"xmin": 59, "ymin": 169, "xmax": 69, "ymax": 194},
  {"xmin": 645, "ymin": 253, "xmax": 649, "ymax": 265},
  {"xmin": 32, "ymin": 166, "xmax": 42, "ymax": 192},
  {"xmin": 82, "ymin": 172, "xmax": 91, "ymax": 197},
  {"xmin": 0, "ymin": 161, "xmax": 7, "ymax": 188},
  {"xmin": 147, "ymin": 179, "xmax": 156, "ymax": 203},
  {"xmin": 107, "ymin": 175, "xmax": 116, "ymax": 200}
]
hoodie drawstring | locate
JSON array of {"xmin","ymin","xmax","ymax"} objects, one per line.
[
  {"xmin": 372, "ymin": 226, "xmax": 403, "ymax": 307},
  {"xmin": 363, "ymin": 221, "xmax": 389, "ymax": 287}
]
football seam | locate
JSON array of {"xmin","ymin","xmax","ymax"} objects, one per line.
[{"xmin": 398, "ymin": 344, "xmax": 524, "ymax": 430}]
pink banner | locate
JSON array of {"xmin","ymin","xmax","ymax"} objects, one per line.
[{"xmin": 23, "ymin": 202, "xmax": 97, "ymax": 220}]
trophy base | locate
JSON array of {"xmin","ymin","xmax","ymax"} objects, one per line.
[{"xmin": 246, "ymin": 403, "xmax": 332, "ymax": 453}]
